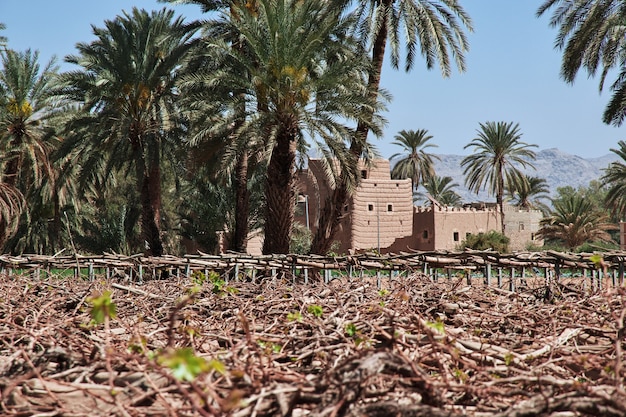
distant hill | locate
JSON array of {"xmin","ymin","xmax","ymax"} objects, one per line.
[{"xmin": 427, "ymin": 148, "xmax": 620, "ymax": 204}]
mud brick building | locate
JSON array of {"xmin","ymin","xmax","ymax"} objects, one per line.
[{"xmin": 295, "ymin": 159, "xmax": 543, "ymax": 254}]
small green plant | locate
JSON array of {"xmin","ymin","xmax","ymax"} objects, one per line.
[
  {"xmin": 157, "ymin": 347, "xmax": 225, "ymax": 381},
  {"xmin": 424, "ymin": 319, "xmax": 445, "ymax": 334},
  {"xmin": 345, "ymin": 322, "xmax": 358, "ymax": 337},
  {"xmin": 190, "ymin": 270, "xmax": 207, "ymax": 286},
  {"xmin": 258, "ymin": 340, "xmax": 282, "ymax": 354},
  {"xmin": 88, "ymin": 291, "xmax": 117, "ymax": 325},
  {"xmin": 453, "ymin": 368, "xmax": 468, "ymax": 383},
  {"xmin": 504, "ymin": 353, "xmax": 515, "ymax": 366},
  {"xmin": 307, "ymin": 304, "xmax": 323, "ymax": 318},
  {"xmin": 287, "ymin": 311, "xmax": 303, "ymax": 323}
]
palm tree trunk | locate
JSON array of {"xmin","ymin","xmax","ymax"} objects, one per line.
[
  {"xmin": 310, "ymin": 1, "xmax": 390, "ymax": 255},
  {"xmin": 262, "ymin": 121, "xmax": 297, "ymax": 254},
  {"xmin": 232, "ymin": 150, "xmax": 250, "ymax": 252},
  {"xmin": 137, "ymin": 160, "xmax": 164, "ymax": 257},
  {"xmin": 142, "ymin": 168, "xmax": 163, "ymax": 257}
]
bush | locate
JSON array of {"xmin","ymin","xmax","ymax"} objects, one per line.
[{"xmin": 461, "ymin": 230, "xmax": 509, "ymax": 253}]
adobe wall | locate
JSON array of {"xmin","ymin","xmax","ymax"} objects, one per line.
[
  {"xmin": 503, "ymin": 207, "xmax": 544, "ymax": 251},
  {"xmin": 412, "ymin": 206, "xmax": 501, "ymax": 251},
  {"xmin": 350, "ymin": 177, "xmax": 414, "ymax": 252}
]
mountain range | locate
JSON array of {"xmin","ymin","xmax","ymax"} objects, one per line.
[{"xmin": 428, "ymin": 148, "xmax": 620, "ymax": 204}]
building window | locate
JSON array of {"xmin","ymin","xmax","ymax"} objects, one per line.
[
  {"xmin": 422, "ymin": 230, "xmax": 428, "ymax": 239},
  {"xmin": 531, "ymin": 233, "xmax": 535, "ymax": 240},
  {"xmin": 453, "ymin": 232, "xmax": 459, "ymax": 242},
  {"xmin": 361, "ymin": 170, "xmax": 368, "ymax": 179},
  {"xmin": 344, "ymin": 205, "xmax": 349, "ymax": 212},
  {"xmin": 387, "ymin": 204, "xmax": 393, "ymax": 212},
  {"xmin": 368, "ymin": 204, "xmax": 374, "ymax": 211}
]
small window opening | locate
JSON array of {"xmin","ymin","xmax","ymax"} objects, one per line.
[
  {"xmin": 453, "ymin": 232, "xmax": 459, "ymax": 242},
  {"xmin": 422, "ymin": 230, "xmax": 429, "ymax": 239},
  {"xmin": 344, "ymin": 205, "xmax": 349, "ymax": 212},
  {"xmin": 387, "ymin": 204, "xmax": 393, "ymax": 212},
  {"xmin": 368, "ymin": 204, "xmax": 374, "ymax": 211},
  {"xmin": 361, "ymin": 170, "xmax": 368, "ymax": 179}
]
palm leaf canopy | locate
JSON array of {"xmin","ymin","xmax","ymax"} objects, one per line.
[
  {"xmin": 462, "ymin": 121, "xmax": 537, "ymax": 198},
  {"xmin": 537, "ymin": 192, "xmax": 617, "ymax": 248},
  {"xmin": 348, "ymin": 0, "xmax": 472, "ymax": 74},
  {"xmin": 538, "ymin": 0, "xmax": 626, "ymax": 125},
  {"xmin": 54, "ymin": 7, "xmax": 201, "ymax": 187}
]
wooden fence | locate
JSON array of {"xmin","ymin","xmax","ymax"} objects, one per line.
[{"xmin": 1, "ymin": 249, "xmax": 625, "ymax": 290}]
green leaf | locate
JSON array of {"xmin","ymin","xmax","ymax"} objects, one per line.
[
  {"xmin": 425, "ymin": 319, "xmax": 445, "ymax": 334},
  {"xmin": 345, "ymin": 322, "xmax": 358, "ymax": 337},
  {"xmin": 287, "ymin": 311, "xmax": 303, "ymax": 322},
  {"xmin": 307, "ymin": 304, "xmax": 323, "ymax": 318},
  {"xmin": 158, "ymin": 347, "xmax": 210, "ymax": 381},
  {"xmin": 88, "ymin": 291, "xmax": 117, "ymax": 324}
]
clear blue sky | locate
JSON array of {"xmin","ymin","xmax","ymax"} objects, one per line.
[{"xmin": 1, "ymin": 1, "xmax": 621, "ymax": 158}]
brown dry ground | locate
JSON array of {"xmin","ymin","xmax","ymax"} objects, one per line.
[{"xmin": 0, "ymin": 271, "xmax": 625, "ymax": 416}]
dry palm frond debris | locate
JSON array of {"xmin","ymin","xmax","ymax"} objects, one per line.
[{"xmin": 0, "ymin": 271, "xmax": 625, "ymax": 416}]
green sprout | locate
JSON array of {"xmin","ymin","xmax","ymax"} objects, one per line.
[{"xmin": 307, "ymin": 304, "xmax": 323, "ymax": 318}]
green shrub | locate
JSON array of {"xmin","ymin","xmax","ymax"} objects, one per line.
[{"xmin": 461, "ymin": 230, "xmax": 509, "ymax": 253}]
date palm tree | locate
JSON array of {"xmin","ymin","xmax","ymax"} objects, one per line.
[
  {"xmin": 0, "ymin": 49, "xmax": 57, "ymax": 250},
  {"xmin": 537, "ymin": 193, "xmax": 617, "ymax": 249},
  {"xmin": 601, "ymin": 140, "xmax": 626, "ymax": 218},
  {"xmin": 537, "ymin": 0, "xmax": 626, "ymax": 125},
  {"xmin": 506, "ymin": 175, "xmax": 551, "ymax": 214},
  {"xmin": 311, "ymin": 0, "xmax": 473, "ymax": 254},
  {"xmin": 54, "ymin": 8, "xmax": 201, "ymax": 256},
  {"xmin": 390, "ymin": 129, "xmax": 439, "ymax": 191},
  {"xmin": 161, "ymin": 0, "xmax": 257, "ymax": 253},
  {"xmin": 462, "ymin": 121, "xmax": 537, "ymax": 233},
  {"xmin": 416, "ymin": 175, "xmax": 462, "ymax": 207},
  {"xmin": 203, "ymin": 0, "xmax": 381, "ymax": 254}
]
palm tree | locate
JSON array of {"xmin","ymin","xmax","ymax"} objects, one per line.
[
  {"xmin": 311, "ymin": 0, "xmax": 473, "ymax": 254},
  {"xmin": 537, "ymin": 0, "xmax": 626, "ymax": 126},
  {"xmin": 461, "ymin": 121, "xmax": 537, "ymax": 233},
  {"xmin": 390, "ymin": 129, "xmax": 439, "ymax": 190},
  {"xmin": 204, "ymin": 0, "xmax": 374, "ymax": 253},
  {"xmin": 601, "ymin": 140, "xmax": 626, "ymax": 218},
  {"xmin": 416, "ymin": 175, "xmax": 462, "ymax": 207},
  {"xmin": 162, "ymin": 0, "xmax": 258, "ymax": 253},
  {"xmin": 54, "ymin": 8, "xmax": 201, "ymax": 256},
  {"xmin": 537, "ymin": 193, "xmax": 617, "ymax": 249},
  {"xmin": 507, "ymin": 175, "xmax": 551, "ymax": 214},
  {"xmin": 203, "ymin": 0, "xmax": 379, "ymax": 254},
  {"xmin": 0, "ymin": 49, "xmax": 57, "ymax": 249}
]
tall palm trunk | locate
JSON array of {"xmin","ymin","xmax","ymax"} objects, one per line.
[
  {"xmin": 232, "ymin": 150, "xmax": 250, "ymax": 252},
  {"xmin": 310, "ymin": 2, "xmax": 390, "ymax": 255},
  {"xmin": 229, "ymin": 2, "xmax": 253, "ymax": 253},
  {"xmin": 132, "ymin": 133, "xmax": 163, "ymax": 256},
  {"xmin": 497, "ymin": 173, "xmax": 505, "ymax": 233},
  {"xmin": 139, "ymin": 163, "xmax": 164, "ymax": 256},
  {"xmin": 262, "ymin": 120, "xmax": 298, "ymax": 254}
]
